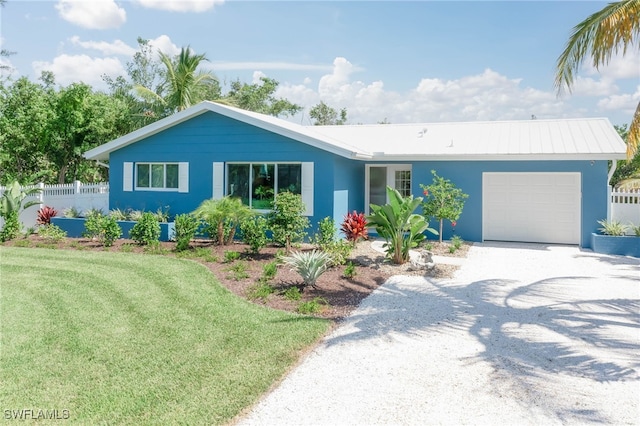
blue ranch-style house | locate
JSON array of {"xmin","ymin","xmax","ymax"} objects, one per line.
[{"xmin": 84, "ymin": 101, "xmax": 627, "ymax": 248}]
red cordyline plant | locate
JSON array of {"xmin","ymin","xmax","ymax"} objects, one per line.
[
  {"xmin": 341, "ymin": 211, "xmax": 368, "ymax": 244},
  {"xmin": 36, "ymin": 206, "xmax": 58, "ymax": 225}
]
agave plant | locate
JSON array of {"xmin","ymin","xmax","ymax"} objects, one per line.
[
  {"xmin": 0, "ymin": 181, "xmax": 42, "ymax": 241},
  {"xmin": 367, "ymin": 186, "xmax": 437, "ymax": 264},
  {"xmin": 597, "ymin": 219, "xmax": 628, "ymax": 236},
  {"xmin": 283, "ymin": 250, "xmax": 333, "ymax": 289}
]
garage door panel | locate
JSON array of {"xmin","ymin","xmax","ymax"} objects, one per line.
[{"xmin": 483, "ymin": 172, "xmax": 580, "ymax": 245}]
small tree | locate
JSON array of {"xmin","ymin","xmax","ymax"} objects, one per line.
[
  {"xmin": 267, "ymin": 192, "xmax": 310, "ymax": 253},
  {"xmin": 193, "ymin": 196, "xmax": 253, "ymax": 245},
  {"xmin": 420, "ymin": 170, "xmax": 469, "ymax": 243},
  {"xmin": 367, "ymin": 186, "xmax": 437, "ymax": 264}
]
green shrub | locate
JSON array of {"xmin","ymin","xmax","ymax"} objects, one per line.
[
  {"xmin": 297, "ymin": 297, "xmax": 329, "ymax": 314},
  {"xmin": 173, "ymin": 213, "xmax": 200, "ymax": 251},
  {"xmin": 267, "ymin": 192, "xmax": 309, "ymax": 253},
  {"xmin": 632, "ymin": 224, "xmax": 640, "ymax": 237},
  {"xmin": 109, "ymin": 208, "xmax": 128, "ymax": 221},
  {"xmin": 421, "ymin": 170, "xmax": 469, "ymax": 243},
  {"xmin": 0, "ymin": 211, "xmax": 20, "ymax": 242},
  {"xmin": 283, "ymin": 286, "xmax": 301, "ymax": 301},
  {"xmin": 323, "ymin": 240, "xmax": 353, "ymax": 266},
  {"xmin": 283, "ymin": 250, "xmax": 333, "ymax": 289},
  {"xmin": 223, "ymin": 250, "xmax": 241, "ymax": 263},
  {"xmin": 83, "ymin": 212, "xmax": 104, "ymax": 239},
  {"xmin": 312, "ymin": 217, "xmax": 336, "ymax": 249},
  {"xmin": 128, "ymin": 210, "xmax": 144, "ymax": 222},
  {"xmin": 451, "ymin": 235, "xmax": 463, "ymax": 249},
  {"xmin": 240, "ymin": 215, "xmax": 269, "ymax": 254},
  {"xmin": 247, "ymin": 282, "xmax": 274, "ymax": 301},
  {"xmin": 193, "ymin": 197, "xmax": 253, "ymax": 245},
  {"xmin": 38, "ymin": 224, "xmax": 67, "ymax": 243},
  {"xmin": 130, "ymin": 212, "xmax": 161, "ymax": 245},
  {"xmin": 343, "ymin": 261, "xmax": 357, "ymax": 279},
  {"xmin": 154, "ymin": 207, "xmax": 170, "ymax": 223},
  {"xmin": 63, "ymin": 206, "xmax": 81, "ymax": 218},
  {"xmin": 84, "ymin": 208, "xmax": 104, "ymax": 219},
  {"xmin": 226, "ymin": 261, "xmax": 249, "ymax": 281},
  {"xmin": 0, "ymin": 181, "xmax": 42, "ymax": 241},
  {"xmin": 101, "ymin": 216, "xmax": 122, "ymax": 247},
  {"xmin": 367, "ymin": 186, "xmax": 437, "ymax": 264},
  {"xmin": 597, "ymin": 219, "xmax": 628, "ymax": 236},
  {"xmin": 261, "ymin": 261, "xmax": 278, "ymax": 282}
]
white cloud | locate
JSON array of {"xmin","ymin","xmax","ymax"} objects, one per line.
[
  {"xmin": 208, "ymin": 61, "xmax": 332, "ymax": 72},
  {"xmin": 278, "ymin": 59, "xmax": 567, "ymax": 124},
  {"xmin": 571, "ymin": 76, "xmax": 618, "ymax": 97},
  {"xmin": 584, "ymin": 50, "xmax": 640, "ymax": 80},
  {"xmin": 69, "ymin": 36, "xmax": 136, "ymax": 56},
  {"xmin": 252, "ymin": 71, "xmax": 267, "ymax": 84},
  {"xmin": 597, "ymin": 86, "xmax": 640, "ymax": 114},
  {"xmin": 134, "ymin": 0, "xmax": 224, "ymax": 12},
  {"xmin": 148, "ymin": 35, "xmax": 180, "ymax": 58},
  {"xmin": 55, "ymin": 0, "xmax": 126, "ymax": 30},
  {"xmin": 32, "ymin": 54, "xmax": 125, "ymax": 86}
]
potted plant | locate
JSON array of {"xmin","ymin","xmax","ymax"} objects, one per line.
[{"xmin": 591, "ymin": 219, "xmax": 640, "ymax": 257}]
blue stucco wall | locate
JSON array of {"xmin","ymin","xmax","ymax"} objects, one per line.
[
  {"xmin": 109, "ymin": 111, "xmax": 343, "ymax": 228},
  {"xmin": 409, "ymin": 160, "xmax": 608, "ymax": 248}
]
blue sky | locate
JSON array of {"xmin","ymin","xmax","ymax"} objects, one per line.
[{"xmin": 1, "ymin": 1, "xmax": 638, "ymax": 126}]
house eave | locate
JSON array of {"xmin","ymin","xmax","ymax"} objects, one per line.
[{"xmin": 366, "ymin": 153, "xmax": 628, "ymax": 162}]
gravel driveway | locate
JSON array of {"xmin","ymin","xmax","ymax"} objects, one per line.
[{"xmin": 236, "ymin": 242, "xmax": 640, "ymax": 425}]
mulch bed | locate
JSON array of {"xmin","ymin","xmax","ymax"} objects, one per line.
[{"xmin": 3, "ymin": 235, "xmax": 470, "ymax": 321}]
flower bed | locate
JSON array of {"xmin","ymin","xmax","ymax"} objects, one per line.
[{"xmin": 591, "ymin": 233, "xmax": 640, "ymax": 257}]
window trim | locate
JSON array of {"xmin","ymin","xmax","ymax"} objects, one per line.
[{"xmin": 365, "ymin": 164, "xmax": 412, "ymax": 214}]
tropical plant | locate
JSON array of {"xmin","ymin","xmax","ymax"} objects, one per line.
[
  {"xmin": 109, "ymin": 208, "xmax": 128, "ymax": 221},
  {"xmin": 0, "ymin": 181, "xmax": 42, "ymax": 241},
  {"xmin": 322, "ymin": 240, "xmax": 353, "ymax": 266},
  {"xmin": 282, "ymin": 250, "xmax": 333, "ymax": 289},
  {"xmin": 130, "ymin": 212, "xmax": 161, "ymax": 245},
  {"xmin": 421, "ymin": 170, "xmax": 468, "ymax": 243},
  {"xmin": 340, "ymin": 211, "xmax": 368, "ymax": 245},
  {"xmin": 193, "ymin": 196, "xmax": 253, "ymax": 245},
  {"xmin": 261, "ymin": 261, "xmax": 278, "ymax": 282},
  {"xmin": 267, "ymin": 192, "xmax": 310, "ymax": 253},
  {"xmin": 343, "ymin": 261, "xmax": 357, "ymax": 279},
  {"xmin": 297, "ymin": 297, "xmax": 329, "ymax": 314},
  {"xmin": 312, "ymin": 216, "xmax": 337, "ymax": 249},
  {"xmin": 367, "ymin": 186, "xmax": 437, "ymax": 264},
  {"xmin": 36, "ymin": 206, "xmax": 58, "ymax": 225},
  {"xmin": 555, "ymin": 0, "xmax": 640, "ymax": 158},
  {"xmin": 173, "ymin": 213, "xmax": 200, "ymax": 251},
  {"xmin": 239, "ymin": 214, "xmax": 269, "ymax": 254},
  {"xmin": 134, "ymin": 46, "xmax": 219, "ymax": 116},
  {"xmin": 63, "ymin": 206, "xmax": 81, "ymax": 218},
  {"xmin": 38, "ymin": 224, "xmax": 67, "ymax": 243},
  {"xmin": 223, "ymin": 250, "xmax": 241, "ymax": 263},
  {"xmin": 100, "ymin": 216, "xmax": 122, "ymax": 247},
  {"xmin": 631, "ymin": 223, "xmax": 640, "ymax": 236},
  {"xmin": 83, "ymin": 212, "xmax": 105, "ymax": 240},
  {"xmin": 597, "ymin": 219, "xmax": 629, "ymax": 236}
]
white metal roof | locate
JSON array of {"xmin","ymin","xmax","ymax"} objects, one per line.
[{"xmin": 85, "ymin": 101, "xmax": 627, "ymax": 161}]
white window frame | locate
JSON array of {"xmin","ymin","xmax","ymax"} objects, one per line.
[
  {"xmin": 133, "ymin": 162, "xmax": 186, "ymax": 192},
  {"xmin": 365, "ymin": 164, "xmax": 412, "ymax": 214}
]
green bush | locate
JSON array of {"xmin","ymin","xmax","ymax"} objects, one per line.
[
  {"xmin": 0, "ymin": 211, "xmax": 20, "ymax": 242},
  {"xmin": 343, "ymin": 261, "xmax": 357, "ymax": 279},
  {"xmin": 38, "ymin": 224, "xmax": 67, "ymax": 243},
  {"xmin": 283, "ymin": 250, "xmax": 333, "ymax": 289},
  {"xmin": 173, "ymin": 213, "xmax": 200, "ymax": 251},
  {"xmin": 240, "ymin": 215, "xmax": 269, "ymax": 254},
  {"xmin": 247, "ymin": 282, "xmax": 274, "ymax": 301},
  {"xmin": 297, "ymin": 297, "xmax": 329, "ymax": 315},
  {"xmin": 83, "ymin": 212, "xmax": 104, "ymax": 240},
  {"xmin": 226, "ymin": 261, "xmax": 249, "ymax": 281},
  {"xmin": 0, "ymin": 181, "xmax": 42, "ymax": 242},
  {"xmin": 451, "ymin": 235, "xmax": 463, "ymax": 251},
  {"xmin": 267, "ymin": 192, "xmax": 309, "ymax": 253},
  {"xmin": 101, "ymin": 216, "xmax": 122, "ymax": 247},
  {"xmin": 63, "ymin": 206, "xmax": 81, "ymax": 218},
  {"xmin": 312, "ymin": 217, "xmax": 336, "ymax": 249},
  {"xmin": 130, "ymin": 212, "xmax": 161, "ymax": 245},
  {"xmin": 283, "ymin": 286, "xmax": 301, "ymax": 301},
  {"xmin": 223, "ymin": 250, "xmax": 241, "ymax": 263},
  {"xmin": 323, "ymin": 240, "xmax": 353, "ymax": 266},
  {"xmin": 261, "ymin": 261, "xmax": 278, "ymax": 282},
  {"xmin": 193, "ymin": 197, "xmax": 253, "ymax": 245}
]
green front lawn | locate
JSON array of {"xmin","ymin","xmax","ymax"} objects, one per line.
[{"xmin": 0, "ymin": 247, "xmax": 329, "ymax": 424}]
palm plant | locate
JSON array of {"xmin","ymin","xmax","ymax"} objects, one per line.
[
  {"xmin": 193, "ymin": 196, "xmax": 253, "ymax": 245},
  {"xmin": 555, "ymin": 0, "xmax": 640, "ymax": 158},
  {"xmin": 367, "ymin": 186, "xmax": 437, "ymax": 264},
  {"xmin": 0, "ymin": 181, "xmax": 42, "ymax": 241},
  {"xmin": 134, "ymin": 46, "xmax": 220, "ymax": 116}
]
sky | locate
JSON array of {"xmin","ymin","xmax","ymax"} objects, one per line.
[{"xmin": 1, "ymin": 0, "xmax": 639, "ymax": 126}]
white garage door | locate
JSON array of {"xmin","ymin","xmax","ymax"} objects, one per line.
[{"xmin": 483, "ymin": 172, "xmax": 581, "ymax": 245}]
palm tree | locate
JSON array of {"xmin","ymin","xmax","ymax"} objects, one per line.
[
  {"xmin": 135, "ymin": 46, "xmax": 221, "ymax": 117},
  {"xmin": 555, "ymin": 0, "xmax": 640, "ymax": 158}
]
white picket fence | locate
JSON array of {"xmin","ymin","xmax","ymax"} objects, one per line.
[
  {"xmin": 0, "ymin": 181, "xmax": 109, "ymax": 229},
  {"xmin": 610, "ymin": 187, "xmax": 640, "ymax": 233}
]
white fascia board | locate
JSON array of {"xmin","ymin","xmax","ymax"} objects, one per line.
[{"xmin": 369, "ymin": 153, "xmax": 628, "ymax": 161}]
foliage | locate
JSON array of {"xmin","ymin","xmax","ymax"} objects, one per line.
[
  {"xmin": 109, "ymin": 208, "xmax": 128, "ymax": 221},
  {"xmin": 322, "ymin": 240, "xmax": 353, "ymax": 266},
  {"xmin": 128, "ymin": 210, "xmax": 143, "ymax": 222},
  {"xmin": 283, "ymin": 250, "xmax": 333, "ymax": 289},
  {"xmin": 597, "ymin": 219, "xmax": 628, "ymax": 236},
  {"xmin": 83, "ymin": 212, "xmax": 104, "ymax": 239},
  {"xmin": 63, "ymin": 206, "xmax": 81, "ymax": 218},
  {"xmin": 193, "ymin": 196, "xmax": 253, "ymax": 245},
  {"xmin": 173, "ymin": 213, "xmax": 200, "ymax": 251},
  {"xmin": 267, "ymin": 191, "xmax": 310, "ymax": 253},
  {"xmin": 283, "ymin": 286, "xmax": 302, "ymax": 301},
  {"xmin": 421, "ymin": 170, "xmax": 469, "ymax": 243},
  {"xmin": 555, "ymin": 0, "xmax": 640, "ymax": 158},
  {"xmin": 340, "ymin": 211, "xmax": 368, "ymax": 245},
  {"xmin": 0, "ymin": 211, "xmax": 20, "ymax": 242},
  {"xmin": 36, "ymin": 205, "xmax": 58, "ymax": 225},
  {"xmin": 130, "ymin": 212, "xmax": 161, "ymax": 245},
  {"xmin": 297, "ymin": 297, "xmax": 329, "ymax": 315},
  {"xmin": 239, "ymin": 215, "xmax": 269, "ymax": 254},
  {"xmin": 631, "ymin": 224, "xmax": 640, "ymax": 237},
  {"xmin": 100, "ymin": 216, "xmax": 122, "ymax": 247},
  {"xmin": 451, "ymin": 235, "xmax": 464, "ymax": 251},
  {"xmin": 343, "ymin": 261, "xmax": 357, "ymax": 279},
  {"xmin": 226, "ymin": 261, "xmax": 249, "ymax": 281},
  {"xmin": 261, "ymin": 261, "xmax": 279, "ymax": 283},
  {"xmin": 153, "ymin": 207, "xmax": 170, "ymax": 223},
  {"xmin": 367, "ymin": 186, "xmax": 437, "ymax": 264},
  {"xmin": 247, "ymin": 282, "xmax": 274, "ymax": 301},
  {"xmin": 225, "ymin": 77, "xmax": 302, "ymax": 117},
  {"xmin": 223, "ymin": 250, "xmax": 241, "ymax": 263},
  {"xmin": 84, "ymin": 208, "xmax": 104, "ymax": 219},
  {"xmin": 37, "ymin": 224, "xmax": 67, "ymax": 243},
  {"xmin": 309, "ymin": 101, "xmax": 347, "ymax": 125},
  {"xmin": 610, "ymin": 124, "xmax": 640, "ymax": 188},
  {"xmin": 312, "ymin": 216, "xmax": 337, "ymax": 249}
]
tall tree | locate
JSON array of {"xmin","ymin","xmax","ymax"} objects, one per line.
[
  {"xmin": 555, "ymin": 0, "xmax": 640, "ymax": 157},
  {"xmin": 309, "ymin": 101, "xmax": 347, "ymax": 125},
  {"xmin": 134, "ymin": 46, "xmax": 220, "ymax": 117},
  {"xmin": 225, "ymin": 77, "xmax": 301, "ymax": 117}
]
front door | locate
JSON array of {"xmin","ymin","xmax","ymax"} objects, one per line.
[{"xmin": 366, "ymin": 165, "xmax": 412, "ymax": 213}]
